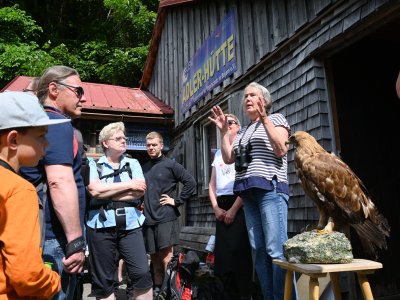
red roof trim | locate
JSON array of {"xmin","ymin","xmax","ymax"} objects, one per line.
[{"xmin": 1, "ymin": 76, "xmax": 174, "ymax": 116}]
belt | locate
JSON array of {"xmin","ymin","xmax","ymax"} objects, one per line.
[
  {"xmin": 90, "ymin": 201, "xmax": 138, "ymax": 226},
  {"xmin": 90, "ymin": 200, "xmax": 138, "ymax": 210}
]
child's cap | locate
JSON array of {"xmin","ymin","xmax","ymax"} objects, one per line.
[{"xmin": 0, "ymin": 91, "xmax": 70, "ymax": 130}]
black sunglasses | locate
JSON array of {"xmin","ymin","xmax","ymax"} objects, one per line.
[
  {"xmin": 55, "ymin": 81, "xmax": 84, "ymax": 98},
  {"xmin": 227, "ymin": 120, "xmax": 238, "ymax": 125}
]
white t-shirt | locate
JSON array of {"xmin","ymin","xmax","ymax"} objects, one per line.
[{"xmin": 211, "ymin": 149, "xmax": 235, "ymax": 196}]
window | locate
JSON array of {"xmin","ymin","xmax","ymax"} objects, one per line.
[{"xmin": 201, "ymin": 121, "xmax": 219, "ymax": 191}]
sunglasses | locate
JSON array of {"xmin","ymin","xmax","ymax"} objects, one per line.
[
  {"xmin": 55, "ymin": 81, "xmax": 84, "ymax": 98},
  {"xmin": 108, "ymin": 136, "xmax": 127, "ymax": 142},
  {"xmin": 227, "ymin": 120, "xmax": 238, "ymax": 125}
]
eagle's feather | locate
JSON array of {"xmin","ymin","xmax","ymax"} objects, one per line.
[{"xmin": 287, "ymin": 131, "xmax": 390, "ymax": 259}]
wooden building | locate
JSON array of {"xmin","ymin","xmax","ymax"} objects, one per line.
[{"xmin": 140, "ymin": 0, "xmax": 400, "ymax": 298}]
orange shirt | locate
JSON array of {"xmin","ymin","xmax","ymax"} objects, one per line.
[{"xmin": 0, "ymin": 166, "xmax": 60, "ymax": 299}]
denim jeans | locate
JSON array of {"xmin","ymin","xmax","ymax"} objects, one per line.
[
  {"xmin": 42, "ymin": 238, "xmax": 76, "ymax": 300},
  {"xmin": 241, "ymin": 181, "xmax": 297, "ymax": 300}
]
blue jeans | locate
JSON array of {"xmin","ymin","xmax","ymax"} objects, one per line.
[
  {"xmin": 241, "ymin": 181, "xmax": 297, "ymax": 300},
  {"xmin": 42, "ymin": 238, "xmax": 76, "ymax": 300}
]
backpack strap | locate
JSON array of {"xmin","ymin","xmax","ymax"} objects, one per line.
[
  {"xmin": 89, "ymin": 161, "xmax": 133, "ymax": 221},
  {"xmin": 36, "ymin": 181, "xmax": 47, "ymax": 248}
]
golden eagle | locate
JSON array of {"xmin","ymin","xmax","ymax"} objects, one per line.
[{"xmin": 287, "ymin": 131, "xmax": 390, "ymax": 259}]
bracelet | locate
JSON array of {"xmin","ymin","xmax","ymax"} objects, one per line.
[{"xmin": 65, "ymin": 236, "xmax": 85, "ymax": 258}]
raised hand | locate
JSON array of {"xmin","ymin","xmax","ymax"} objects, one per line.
[
  {"xmin": 208, "ymin": 105, "xmax": 229, "ymax": 132},
  {"xmin": 255, "ymin": 96, "xmax": 267, "ymax": 121}
]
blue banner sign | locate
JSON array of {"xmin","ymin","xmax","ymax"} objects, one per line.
[
  {"xmin": 125, "ymin": 125, "xmax": 169, "ymax": 151},
  {"xmin": 181, "ymin": 9, "xmax": 237, "ymax": 113}
]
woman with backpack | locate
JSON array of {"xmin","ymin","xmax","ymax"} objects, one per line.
[{"xmin": 85, "ymin": 122, "xmax": 153, "ymax": 300}]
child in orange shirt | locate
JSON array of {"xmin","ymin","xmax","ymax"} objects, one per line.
[{"xmin": 0, "ymin": 92, "xmax": 68, "ymax": 299}]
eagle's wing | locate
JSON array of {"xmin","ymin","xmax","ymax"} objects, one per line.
[{"xmin": 295, "ymin": 151, "xmax": 372, "ymax": 223}]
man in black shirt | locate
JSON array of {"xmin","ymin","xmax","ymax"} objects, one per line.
[{"xmin": 142, "ymin": 132, "xmax": 196, "ymax": 296}]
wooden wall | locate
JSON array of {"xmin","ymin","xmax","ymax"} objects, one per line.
[{"xmin": 147, "ymin": 0, "xmax": 396, "ymax": 234}]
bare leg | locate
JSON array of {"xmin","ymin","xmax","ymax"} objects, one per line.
[
  {"xmin": 150, "ymin": 246, "xmax": 173, "ymax": 286},
  {"xmin": 118, "ymin": 259, "xmax": 124, "ymax": 282},
  {"xmin": 96, "ymin": 294, "xmax": 115, "ymax": 300},
  {"xmin": 133, "ymin": 287, "xmax": 153, "ymax": 300}
]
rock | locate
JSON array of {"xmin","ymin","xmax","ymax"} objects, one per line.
[{"xmin": 283, "ymin": 231, "xmax": 353, "ymax": 264}]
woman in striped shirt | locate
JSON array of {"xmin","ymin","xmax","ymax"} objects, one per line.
[{"xmin": 209, "ymin": 82, "xmax": 297, "ymax": 300}]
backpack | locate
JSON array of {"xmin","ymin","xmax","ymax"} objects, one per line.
[
  {"xmin": 157, "ymin": 251, "xmax": 200, "ymax": 300},
  {"xmin": 191, "ymin": 275, "xmax": 231, "ymax": 300},
  {"xmin": 83, "ymin": 159, "xmax": 141, "ymax": 220}
]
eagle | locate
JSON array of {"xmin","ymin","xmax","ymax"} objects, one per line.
[{"xmin": 287, "ymin": 131, "xmax": 390, "ymax": 259}]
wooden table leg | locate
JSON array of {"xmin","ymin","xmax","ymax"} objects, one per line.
[
  {"xmin": 330, "ymin": 273, "xmax": 342, "ymax": 300},
  {"xmin": 357, "ymin": 273, "xmax": 374, "ymax": 300},
  {"xmin": 284, "ymin": 270, "xmax": 294, "ymax": 300},
  {"xmin": 309, "ymin": 276, "xmax": 319, "ymax": 300}
]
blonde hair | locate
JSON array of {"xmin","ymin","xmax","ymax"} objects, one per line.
[
  {"xmin": 146, "ymin": 131, "xmax": 163, "ymax": 144},
  {"xmin": 225, "ymin": 113, "xmax": 241, "ymax": 127},
  {"xmin": 99, "ymin": 122, "xmax": 125, "ymax": 151}
]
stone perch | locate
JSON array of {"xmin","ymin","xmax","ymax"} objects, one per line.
[{"xmin": 283, "ymin": 231, "xmax": 353, "ymax": 264}]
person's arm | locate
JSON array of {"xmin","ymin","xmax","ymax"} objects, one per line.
[
  {"xmin": 208, "ymin": 166, "xmax": 226, "ymax": 221},
  {"xmin": 2, "ymin": 185, "xmax": 60, "ymax": 298},
  {"xmin": 45, "ymin": 164, "xmax": 85, "ymax": 273},
  {"xmin": 224, "ymin": 196, "xmax": 243, "ymax": 225},
  {"xmin": 87, "ymin": 178, "xmax": 146, "ymax": 200},
  {"xmin": 173, "ymin": 163, "xmax": 197, "ymax": 206},
  {"xmin": 86, "ymin": 158, "xmax": 146, "ymax": 200},
  {"xmin": 163, "ymin": 162, "xmax": 196, "ymax": 207},
  {"xmin": 209, "ymin": 105, "xmax": 235, "ymax": 164},
  {"xmin": 255, "ymin": 97, "xmax": 289, "ymax": 157}
]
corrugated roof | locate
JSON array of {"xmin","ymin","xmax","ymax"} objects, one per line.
[
  {"xmin": 2, "ymin": 76, "xmax": 174, "ymax": 116},
  {"xmin": 159, "ymin": 0, "xmax": 194, "ymax": 8}
]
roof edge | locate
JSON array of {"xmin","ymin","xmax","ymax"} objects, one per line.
[{"xmin": 159, "ymin": 0, "xmax": 194, "ymax": 8}]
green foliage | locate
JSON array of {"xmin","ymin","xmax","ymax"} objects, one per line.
[
  {"xmin": 0, "ymin": 0, "xmax": 158, "ymax": 88},
  {"xmin": 0, "ymin": 5, "xmax": 42, "ymax": 43},
  {"xmin": 97, "ymin": 45, "xmax": 149, "ymax": 86},
  {"xmin": 0, "ymin": 42, "xmax": 58, "ymax": 87},
  {"xmin": 103, "ymin": 0, "xmax": 156, "ymax": 47}
]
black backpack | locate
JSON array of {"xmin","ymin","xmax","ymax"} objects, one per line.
[{"xmin": 157, "ymin": 251, "xmax": 200, "ymax": 300}]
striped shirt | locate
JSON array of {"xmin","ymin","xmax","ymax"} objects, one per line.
[{"xmin": 232, "ymin": 113, "xmax": 290, "ymax": 195}]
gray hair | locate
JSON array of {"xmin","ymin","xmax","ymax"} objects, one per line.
[
  {"xmin": 36, "ymin": 66, "xmax": 80, "ymax": 103},
  {"xmin": 245, "ymin": 82, "xmax": 272, "ymax": 113},
  {"xmin": 99, "ymin": 122, "xmax": 125, "ymax": 151}
]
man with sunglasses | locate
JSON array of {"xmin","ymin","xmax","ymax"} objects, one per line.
[{"xmin": 20, "ymin": 65, "xmax": 87, "ymax": 300}]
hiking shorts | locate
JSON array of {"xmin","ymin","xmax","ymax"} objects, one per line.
[{"xmin": 143, "ymin": 219, "xmax": 179, "ymax": 254}]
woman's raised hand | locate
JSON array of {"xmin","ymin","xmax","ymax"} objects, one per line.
[{"xmin": 208, "ymin": 105, "xmax": 228, "ymax": 132}]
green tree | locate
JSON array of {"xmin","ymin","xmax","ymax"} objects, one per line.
[{"xmin": 0, "ymin": 1, "xmax": 157, "ymax": 88}]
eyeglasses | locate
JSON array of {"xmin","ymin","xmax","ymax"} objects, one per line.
[
  {"xmin": 22, "ymin": 88, "xmax": 36, "ymax": 93},
  {"xmin": 227, "ymin": 120, "xmax": 238, "ymax": 125},
  {"xmin": 107, "ymin": 136, "xmax": 127, "ymax": 142},
  {"xmin": 55, "ymin": 81, "xmax": 84, "ymax": 98}
]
